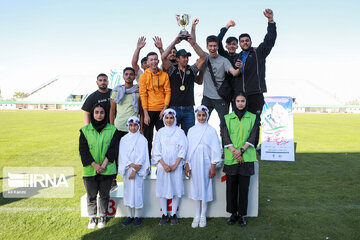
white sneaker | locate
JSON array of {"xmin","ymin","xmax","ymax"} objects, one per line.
[
  {"xmin": 191, "ymin": 216, "xmax": 200, "ymax": 228},
  {"xmin": 88, "ymin": 217, "xmax": 96, "ymax": 229},
  {"xmin": 97, "ymin": 216, "xmax": 106, "ymax": 228},
  {"xmin": 199, "ymin": 217, "xmax": 206, "ymax": 228}
]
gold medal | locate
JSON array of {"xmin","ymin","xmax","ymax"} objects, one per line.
[{"xmin": 180, "ymin": 85, "xmax": 185, "ymax": 91}]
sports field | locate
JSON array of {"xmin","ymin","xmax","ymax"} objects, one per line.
[{"xmin": 0, "ymin": 111, "xmax": 359, "ymax": 240}]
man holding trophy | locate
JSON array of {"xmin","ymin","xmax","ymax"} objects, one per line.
[{"xmin": 161, "ymin": 15, "xmax": 206, "ymax": 135}]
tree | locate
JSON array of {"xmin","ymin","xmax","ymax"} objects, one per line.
[
  {"xmin": 13, "ymin": 92, "xmax": 29, "ymax": 99},
  {"xmin": 345, "ymin": 99, "xmax": 360, "ymax": 105}
]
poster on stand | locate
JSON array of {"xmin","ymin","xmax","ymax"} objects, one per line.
[{"xmin": 261, "ymin": 96, "xmax": 295, "ymax": 161}]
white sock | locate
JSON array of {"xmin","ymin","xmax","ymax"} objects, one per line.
[
  {"xmin": 126, "ymin": 206, "xmax": 134, "ymax": 218},
  {"xmin": 160, "ymin": 198, "xmax": 168, "ymax": 216},
  {"xmin": 201, "ymin": 201, "xmax": 208, "ymax": 218},
  {"xmin": 171, "ymin": 196, "xmax": 179, "ymax": 216},
  {"xmin": 195, "ymin": 200, "xmax": 201, "ymax": 217},
  {"xmin": 134, "ymin": 208, "xmax": 142, "ymax": 218}
]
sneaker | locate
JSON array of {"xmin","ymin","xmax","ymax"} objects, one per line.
[
  {"xmin": 170, "ymin": 214, "xmax": 179, "ymax": 225},
  {"xmin": 159, "ymin": 214, "xmax": 169, "ymax": 225},
  {"xmin": 199, "ymin": 217, "xmax": 206, "ymax": 228},
  {"xmin": 191, "ymin": 217, "xmax": 200, "ymax": 228},
  {"xmin": 110, "ymin": 179, "xmax": 118, "ymax": 192},
  {"xmin": 122, "ymin": 217, "xmax": 133, "ymax": 226},
  {"xmin": 238, "ymin": 216, "xmax": 247, "ymax": 227},
  {"xmin": 98, "ymin": 216, "xmax": 106, "ymax": 228},
  {"xmin": 227, "ymin": 213, "xmax": 238, "ymax": 225},
  {"xmin": 134, "ymin": 217, "xmax": 142, "ymax": 227},
  {"xmin": 88, "ymin": 217, "xmax": 96, "ymax": 229}
]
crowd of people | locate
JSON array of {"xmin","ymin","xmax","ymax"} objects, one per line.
[{"xmin": 79, "ymin": 9, "xmax": 276, "ymax": 229}]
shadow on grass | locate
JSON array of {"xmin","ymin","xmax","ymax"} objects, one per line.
[
  {"xmin": 82, "ymin": 152, "xmax": 360, "ymax": 240},
  {"xmin": 0, "ymin": 174, "xmax": 76, "ymax": 207},
  {"xmin": 82, "ymin": 217, "xmax": 226, "ymax": 240}
]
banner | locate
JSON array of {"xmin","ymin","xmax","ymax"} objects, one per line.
[{"xmin": 261, "ymin": 96, "xmax": 295, "ymax": 161}]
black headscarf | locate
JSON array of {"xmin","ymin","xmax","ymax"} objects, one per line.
[
  {"xmin": 233, "ymin": 92, "xmax": 248, "ymax": 120},
  {"xmin": 90, "ymin": 103, "xmax": 107, "ymax": 133}
]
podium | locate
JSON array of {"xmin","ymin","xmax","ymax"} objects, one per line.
[{"xmin": 81, "ymin": 162, "xmax": 258, "ymax": 218}]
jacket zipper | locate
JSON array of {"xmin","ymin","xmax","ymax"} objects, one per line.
[{"xmin": 254, "ymin": 49, "xmax": 261, "ymax": 92}]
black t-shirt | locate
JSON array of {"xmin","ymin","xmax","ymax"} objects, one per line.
[
  {"xmin": 81, "ymin": 89, "xmax": 112, "ymax": 123},
  {"xmin": 168, "ymin": 65, "xmax": 198, "ymax": 106}
]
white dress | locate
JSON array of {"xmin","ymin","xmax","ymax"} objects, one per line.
[
  {"xmin": 152, "ymin": 125, "xmax": 188, "ymax": 199},
  {"xmin": 186, "ymin": 122, "xmax": 222, "ymax": 202},
  {"xmin": 118, "ymin": 131, "xmax": 149, "ymax": 208}
]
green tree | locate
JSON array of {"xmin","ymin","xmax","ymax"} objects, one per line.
[
  {"xmin": 13, "ymin": 92, "xmax": 29, "ymax": 99},
  {"xmin": 346, "ymin": 99, "xmax": 360, "ymax": 105}
]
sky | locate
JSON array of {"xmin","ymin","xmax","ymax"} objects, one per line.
[{"xmin": 0, "ymin": 0, "xmax": 359, "ymax": 104}]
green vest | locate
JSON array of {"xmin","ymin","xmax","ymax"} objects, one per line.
[
  {"xmin": 81, "ymin": 123, "xmax": 117, "ymax": 177},
  {"xmin": 224, "ymin": 111, "xmax": 257, "ymax": 165}
]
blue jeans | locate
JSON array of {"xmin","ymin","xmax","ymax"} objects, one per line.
[{"xmin": 170, "ymin": 106, "xmax": 195, "ymax": 135}]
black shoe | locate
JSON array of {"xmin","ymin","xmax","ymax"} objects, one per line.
[
  {"xmin": 122, "ymin": 217, "xmax": 134, "ymax": 226},
  {"xmin": 227, "ymin": 213, "xmax": 238, "ymax": 225},
  {"xmin": 134, "ymin": 217, "xmax": 142, "ymax": 227},
  {"xmin": 238, "ymin": 216, "xmax": 247, "ymax": 227},
  {"xmin": 110, "ymin": 179, "xmax": 118, "ymax": 192},
  {"xmin": 170, "ymin": 214, "xmax": 179, "ymax": 225},
  {"xmin": 159, "ymin": 214, "xmax": 169, "ymax": 225}
]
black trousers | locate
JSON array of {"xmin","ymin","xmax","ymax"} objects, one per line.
[
  {"xmin": 143, "ymin": 111, "xmax": 164, "ymax": 160},
  {"xmin": 247, "ymin": 93, "xmax": 265, "ymax": 147},
  {"xmin": 226, "ymin": 174, "xmax": 251, "ymax": 216},
  {"xmin": 202, "ymin": 96, "xmax": 230, "ymax": 148},
  {"xmin": 83, "ymin": 177, "xmax": 113, "ymax": 217}
]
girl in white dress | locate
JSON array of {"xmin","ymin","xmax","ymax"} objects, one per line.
[
  {"xmin": 185, "ymin": 105, "xmax": 222, "ymax": 228},
  {"xmin": 118, "ymin": 116, "xmax": 150, "ymax": 227},
  {"xmin": 152, "ymin": 108, "xmax": 188, "ymax": 225}
]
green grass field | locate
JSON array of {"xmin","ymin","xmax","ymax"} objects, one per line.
[{"xmin": 0, "ymin": 111, "xmax": 359, "ymax": 240}]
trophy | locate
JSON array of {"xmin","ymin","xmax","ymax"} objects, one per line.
[{"xmin": 176, "ymin": 14, "xmax": 190, "ymax": 40}]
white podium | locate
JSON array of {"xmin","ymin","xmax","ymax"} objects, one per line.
[{"xmin": 81, "ymin": 162, "xmax": 258, "ymax": 218}]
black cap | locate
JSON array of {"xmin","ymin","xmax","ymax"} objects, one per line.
[{"xmin": 176, "ymin": 49, "xmax": 191, "ymax": 57}]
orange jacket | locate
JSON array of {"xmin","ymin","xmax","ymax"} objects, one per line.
[{"xmin": 139, "ymin": 68, "xmax": 171, "ymax": 111}]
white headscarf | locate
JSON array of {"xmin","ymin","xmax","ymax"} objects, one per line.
[
  {"xmin": 126, "ymin": 116, "xmax": 140, "ymax": 133},
  {"xmin": 186, "ymin": 105, "xmax": 222, "ymax": 164},
  {"xmin": 118, "ymin": 116, "xmax": 149, "ymax": 176},
  {"xmin": 162, "ymin": 108, "xmax": 177, "ymax": 137}
]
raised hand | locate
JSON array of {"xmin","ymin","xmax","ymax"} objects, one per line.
[
  {"xmin": 186, "ymin": 34, "xmax": 195, "ymax": 46},
  {"xmin": 192, "ymin": 18, "xmax": 199, "ymax": 27},
  {"xmin": 137, "ymin": 36, "xmax": 146, "ymax": 49},
  {"xmin": 153, "ymin": 36, "xmax": 163, "ymax": 50},
  {"xmin": 226, "ymin": 20, "xmax": 236, "ymax": 29},
  {"xmin": 263, "ymin": 9, "xmax": 274, "ymax": 20}
]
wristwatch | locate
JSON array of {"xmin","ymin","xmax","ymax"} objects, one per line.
[{"xmin": 240, "ymin": 148, "xmax": 245, "ymax": 156}]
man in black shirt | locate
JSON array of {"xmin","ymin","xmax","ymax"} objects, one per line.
[
  {"xmin": 82, "ymin": 73, "xmax": 112, "ymax": 125},
  {"xmin": 217, "ymin": 20, "xmax": 241, "ymax": 103},
  {"xmin": 81, "ymin": 73, "xmax": 117, "ymax": 191},
  {"xmin": 162, "ymin": 33, "xmax": 206, "ymax": 135}
]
